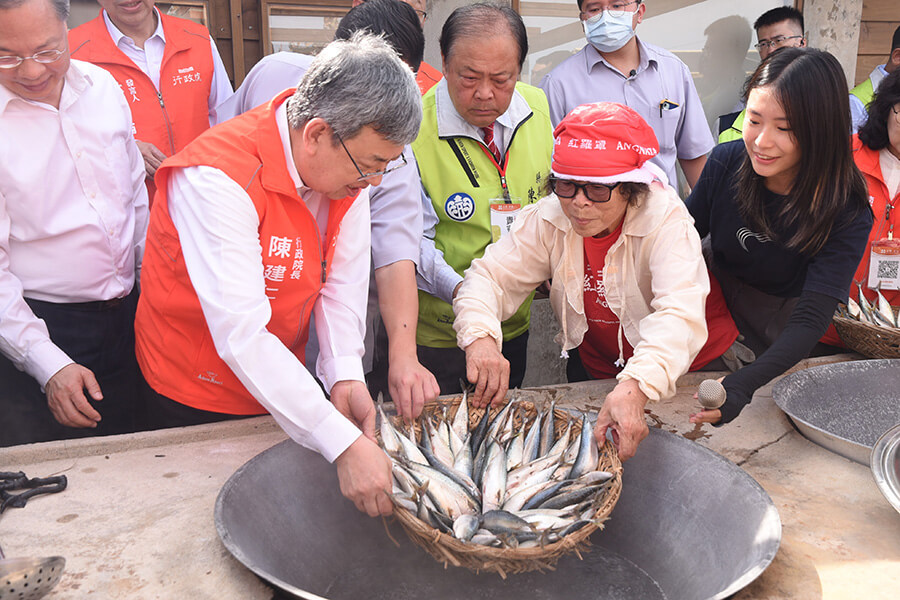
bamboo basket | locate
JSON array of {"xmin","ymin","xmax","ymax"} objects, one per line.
[
  {"xmin": 382, "ymin": 396, "xmax": 623, "ymax": 577},
  {"xmin": 834, "ymin": 305, "xmax": 900, "ymax": 359}
]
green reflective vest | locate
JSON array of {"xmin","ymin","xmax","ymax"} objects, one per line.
[
  {"xmin": 850, "ymin": 77, "xmax": 875, "ymax": 108},
  {"xmin": 717, "ymin": 109, "xmax": 745, "ymax": 144},
  {"xmin": 412, "ymin": 83, "xmax": 553, "ymax": 347}
]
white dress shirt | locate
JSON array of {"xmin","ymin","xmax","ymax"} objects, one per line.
[
  {"xmin": 165, "ymin": 101, "xmax": 369, "ymax": 461},
  {"xmin": 0, "ymin": 60, "xmax": 149, "ymax": 387},
  {"xmin": 103, "ymin": 8, "xmax": 233, "ymax": 125}
]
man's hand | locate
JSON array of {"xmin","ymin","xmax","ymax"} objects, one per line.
[
  {"xmin": 135, "ymin": 140, "xmax": 168, "ymax": 177},
  {"xmin": 464, "ymin": 336, "xmax": 509, "ymax": 409},
  {"xmin": 330, "ymin": 380, "xmax": 377, "ymax": 440},
  {"xmin": 334, "ymin": 435, "xmax": 394, "ymax": 517},
  {"xmin": 388, "ymin": 355, "xmax": 439, "ymax": 421},
  {"xmin": 593, "ymin": 378, "xmax": 649, "ymax": 461},
  {"xmin": 45, "ymin": 363, "xmax": 103, "ymax": 428}
]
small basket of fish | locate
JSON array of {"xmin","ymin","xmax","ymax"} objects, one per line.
[
  {"xmin": 834, "ymin": 283, "xmax": 900, "ymax": 359},
  {"xmin": 378, "ymin": 392, "xmax": 622, "ymax": 577}
]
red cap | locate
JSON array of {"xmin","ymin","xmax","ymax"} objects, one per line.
[{"xmin": 551, "ymin": 102, "xmax": 664, "ymax": 184}]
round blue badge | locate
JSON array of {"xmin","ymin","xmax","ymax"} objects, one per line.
[{"xmin": 445, "ymin": 193, "xmax": 476, "ymax": 222}]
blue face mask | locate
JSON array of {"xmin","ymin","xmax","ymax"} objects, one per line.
[{"xmin": 583, "ymin": 10, "xmax": 636, "ymax": 53}]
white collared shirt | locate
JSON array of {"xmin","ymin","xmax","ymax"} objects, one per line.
[
  {"xmin": 0, "ymin": 60, "xmax": 149, "ymax": 386},
  {"xmin": 102, "ymin": 8, "xmax": 233, "ymax": 125},
  {"xmin": 165, "ymin": 101, "xmax": 370, "ymax": 461}
]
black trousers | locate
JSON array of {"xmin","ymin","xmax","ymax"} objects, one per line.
[
  {"xmin": 0, "ymin": 288, "xmax": 141, "ymax": 447},
  {"xmin": 139, "ymin": 378, "xmax": 252, "ymax": 430},
  {"xmin": 416, "ymin": 331, "xmax": 529, "ymax": 397}
]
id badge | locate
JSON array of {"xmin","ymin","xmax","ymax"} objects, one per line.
[
  {"xmin": 867, "ymin": 238, "xmax": 900, "ymax": 290},
  {"xmin": 490, "ymin": 202, "xmax": 522, "ymax": 242}
]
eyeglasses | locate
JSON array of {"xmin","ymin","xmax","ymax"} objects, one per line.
[
  {"xmin": 893, "ymin": 104, "xmax": 900, "ymax": 125},
  {"xmin": 580, "ymin": 1, "xmax": 640, "ymax": 20},
  {"xmin": 334, "ymin": 129, "xmax": 407, "ymax": 182},
  {"xmin": 754, "ymin": 35, "xmax": 804, "ymax": 51},
  {"xmin": 550, "ymin": 176, "xmax": 620, "ymax": 203},
  {"xmin": 0, "ymin": 48, "xmax": 65, "ymax": 69}
]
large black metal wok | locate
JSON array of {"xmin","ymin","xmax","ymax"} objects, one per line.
[
  {"xmin": 215, "ymin": 428, "xmax": 780, "ymax": 600},
  {"xmin": 773, "ymin": 359, "xmax": 900, "ymax": 465}
]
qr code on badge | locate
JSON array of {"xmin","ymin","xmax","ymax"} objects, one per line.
[{"xmin": 877, "ymin": 259, "xmax": 900, "ymax": 280}]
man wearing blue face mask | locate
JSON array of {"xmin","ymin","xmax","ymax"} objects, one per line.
[{"xmin": 539, "ymin": 0, "xmax": 712, "ymax": 189}]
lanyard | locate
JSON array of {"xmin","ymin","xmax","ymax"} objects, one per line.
[{"xmin": 477, "ymin": 142, "xmax": 512, "ymax": 202}]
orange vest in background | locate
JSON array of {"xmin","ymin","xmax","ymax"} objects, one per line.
[
  {"xmin": 135, "ymin": 89, "xmax": 357, "ymax": 415},
  {"xmin": 821, "ymin": 136, "xmax": 900, "ymax": 347},
  {"xmin": 416, "ymin": 60, "xmax": 442, "ymax": 95},
  {"xmin": 69, "ymin": 11, "xmax": 214, "ymax": 200}
]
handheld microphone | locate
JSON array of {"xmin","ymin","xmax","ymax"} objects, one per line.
[{"xmin": 697, "ymin": 379, "xmax": 726, "ymax": 410}]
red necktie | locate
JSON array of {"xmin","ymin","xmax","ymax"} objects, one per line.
[{"xmin": 481, "ymin": 123, "xmax": 501, "ymax": 163}]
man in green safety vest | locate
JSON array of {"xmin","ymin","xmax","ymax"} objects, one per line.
[
  {"xmin": 411, "ymin": 3, "xmax": 552, "ymax": 405},
  {"xmin": 717, "ymin": 6, "xmax": 806, "ymax": 144},
  {"xmin": 850, "ymin": 25, "xmax": 900, "ymax": 132}
]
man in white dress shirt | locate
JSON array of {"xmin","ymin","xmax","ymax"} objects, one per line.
[
  {"xmin": 134, "ymin": 34, "xmax": 421, "ymax": 517},
  {"xmin": 0, "ymin": 0, "xmax": 149, "ymax": 447}
]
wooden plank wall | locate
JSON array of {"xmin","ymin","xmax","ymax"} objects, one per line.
[
  {"xmin": 856, "ymin": 0, "xmax": 898, "ymax": 86},
  {"xmin": 212, "ymin": 0, "xmax": 262, "ymax": 87}
]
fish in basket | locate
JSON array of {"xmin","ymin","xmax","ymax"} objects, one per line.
[
  {"xmin": 834, "ymin": 282, "xmax": 900, "ymax": 358},
  {"xmin": 377, "ymin": 390, "xmax": 622, "ymax": 576}
]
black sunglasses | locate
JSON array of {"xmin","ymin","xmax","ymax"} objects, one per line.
[{"xmin": 549, "ymin": 176, "xmax": 620, "ymax": 203}]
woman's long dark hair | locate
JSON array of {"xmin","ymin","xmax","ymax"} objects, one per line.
[
  {"xmin": 858, "ymin": 68, "xmax": 900, "ymax": 151},
  {"xmin": 735, "ymin": 47, "xmax": 869, "ymax": 256}
]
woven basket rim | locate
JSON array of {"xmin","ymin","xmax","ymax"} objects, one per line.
[{"xmin": 382, "ymin": 396, "xmax": 623, "ymax": 576}]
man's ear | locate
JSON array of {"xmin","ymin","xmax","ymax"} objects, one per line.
[
  {"xmin": 890, "ymin": 47, "xmax": 900, "ymax": 69},
  {"xmin": 302, "ymin": 117, "xmax": 331, "ymax": 153}
]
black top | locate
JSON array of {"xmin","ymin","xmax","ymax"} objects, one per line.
[
  {"xmin": 687, "ymin": 140, "xmax": 872, "ymax": 301},
  {"xmin": 686, "ymin": 141, "xmax": 873, "ymax": 423}
]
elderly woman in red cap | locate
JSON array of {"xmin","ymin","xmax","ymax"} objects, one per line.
[{"xmin": 453, "ymin": 102, "xmax": 735, "ymax": 460}]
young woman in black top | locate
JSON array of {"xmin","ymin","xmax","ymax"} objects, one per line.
[{"xmin": 687, "ymin": 47, "xmax": 873, "ymax": 425}]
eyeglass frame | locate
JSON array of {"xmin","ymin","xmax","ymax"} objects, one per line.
[
  {"xmin": 550, "ymin": 176, "xmax": 621, "ymax": 203},
  {"xmin": 753, "ymin": 34, "xmax": 804, "ymax": 51},
  {"xmin": 333, "ymin": 129, "xmax": 407, "ymax": 182},
  {"xmin": 0, "ymin": 47, "xmax": 65, "ymax": 69},
  {"xmin": 892, "ymin": 103, "xmax": 900, "ymax": 124},
  {"xmin": 579, "ymin": 0, "xmax": 641, "ymax": 21}
]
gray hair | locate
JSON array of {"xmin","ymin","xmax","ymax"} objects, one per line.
[
  {"xmin": 0, "ymin": 0, "xmax": 70, "ymax": 20},
  {"xmin": 287, "ymin": 31, "xmax": 422, "ymax": 145}
]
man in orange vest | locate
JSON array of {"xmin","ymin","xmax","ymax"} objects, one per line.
[
  {"xmin": 68, "ymin": 0, "xmax": 232, "ymax": 195},
  {"xmin": 135, "ymin": 34, "xmax": 422, "ymax": 517}
]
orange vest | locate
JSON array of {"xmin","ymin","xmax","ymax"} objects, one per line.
[
  {"xmin": 822, "ymin": 136, "xmax": 900, "ymax": 346},
  {"xmin": 69, "ymin": 11, "xmax": 214, "ymax": 199},
  {"xmin": 135, "ymin": 89, "xmax": 357, "ymax": 414},
  {"xmin": 416, "ymin": 61, "xmax": 442, "ymax": 95}
]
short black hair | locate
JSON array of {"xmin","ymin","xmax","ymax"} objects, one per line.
[
  {"xmin": 440, "ymin": 2, "xmax": 528, "ymax": 69},
  {"xmin": 335, "ymin": 0, "xmax": 424, "ymax": 72},
  {"xmin": 892, "ymin": 24, "xmax": 900, "ymax": 52},
  {"xmin": 858, "ymin": 68, "xmax": 900, "ymax": 151},
  {"xmin": 576, "ymin": 0, "xmax": 642, "ymax": 12},
  {"xmin": 753, "ymin": 6, "xmax": 803, "ymax": 33}
]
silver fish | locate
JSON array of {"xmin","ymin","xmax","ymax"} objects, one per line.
[
  {"xmin": 481, "ymin": 439, "xmax": 508, "ymax": 512},
  {"xmin": 568, "ymin": 413, "xmax": 600, "ymax": 480},
  {"xmin": 451, "ymin": 389, "xmax": 470, "ymax": 442},
  {"xmin": 875, "ymin": 283, "xmax": 898, "ymax": 327},
  {"xmin": 453, "ymin": 513, "xmax": 481, "ymax": 542}
]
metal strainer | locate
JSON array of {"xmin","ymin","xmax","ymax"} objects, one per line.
[{"xmin": 0, "ymin": 545, "xmax": 65, "ymax": 600}]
